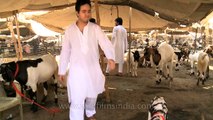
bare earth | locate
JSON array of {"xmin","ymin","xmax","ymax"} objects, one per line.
[{"xmin": 2, "ymin": 61, "xmax": 213, "ymax": 120}]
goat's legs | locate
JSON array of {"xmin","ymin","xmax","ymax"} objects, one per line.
[
  {"xmin": 190, "ymin": 61, "xmax": 195, "ymax": 75},
  {"xmin": 53, "ymin": 75, "xmax": 58, "ymax": 104},
  {"xmin": 132, "ymin": 62, "xmax": 138, "ymax": 77},
  {"xmin": 206, "ymin": 65, "xmax": 209, "ymax": 79},
  {"xmin": 168, "ymin": 62, "xmax": 173, "ymax": 87},
  {"xmin": 29, "ymin": 89, "xmax": 38, "ymax": 112},
  {"xmin": 156, "ymin": 66, "xmax": 162, "ymax": 85},
  {"xmin": 135, "ymin": 62, "xmax": 138, "ymax": 77},
  {"xmin": 41, "ymin": 82, "xmax": 48, "ymax": 104}
]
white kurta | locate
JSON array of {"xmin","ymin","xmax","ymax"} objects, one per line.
[
  {"xmin": 111, "ymin": 25, "xmax": 128, "ymax": 63},
  {"xmin": 59, "ymin": 22, "xmax": 115, "ymax": 102}
]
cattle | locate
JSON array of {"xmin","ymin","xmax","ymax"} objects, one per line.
[
  {"xmin": 189, "ymin": 51, "xmax": 201, "ymax": 75},
  {"xmin": 173, "ymin": 47, "xmax": 191, "ymax": 71},
  {"xmin": 173, "ymin": 47, "xmax": 183, "ymax": 71},
  {"xmin": 144, "ymin": 42, "xmax": 175, "ymax": 87},
  {"xmin": 0, "ymin": 54, "xmax": 58, "ymax": 112},
  {"xmin": 189, "ymin": 45, "xmax": 212, "ymax": 76},
  {"xmin": 197, "ymin": 52, "xmax": 210, "ymax": 85},
  {"xmin": 124, "ymin": 50, "xmax": 140, "ymax": 77}
]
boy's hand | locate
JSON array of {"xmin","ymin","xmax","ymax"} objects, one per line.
[
  {"xmin": 108, "ymin": 59, "xmax": 115, "ymax": 71},
  {"xmin": 59, "ymin": 75, "xmax": 66, "ymax": 81}
]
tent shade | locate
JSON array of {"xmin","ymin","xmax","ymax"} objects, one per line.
[
  {"xmin": 32, "ymin": 5, "xmax": 172, "ymax": 32},
  {"xmin": 0, "ymin": 0, "xmax": 212, "ymax": 24}
]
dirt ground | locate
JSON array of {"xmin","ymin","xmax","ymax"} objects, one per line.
[{"xmin": 2, "ymin": 61, "xmax": 213, "ymax": 120}]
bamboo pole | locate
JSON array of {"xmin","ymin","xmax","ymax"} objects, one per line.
[
  {"xmin": 116, "ymin": 6, "xmax": 119, "ymax": 17},
  {"xmin": 94, "ymin": 0, "xmax": 110, "ymax": 103},
  {"xmin": 128, "ymin": 7, "xmax": 132, "ymax": 75},
  {"xmin": 94, "ymin": 0, "xmax": 104, "ymax": 70},
  {"xmin": 94, "ymin": 0, "xmax": 100, "ymax": 25},
  {"xmin": 7, "ymin": 21, "xmax": 19, "ymax": 59},
  {"xmin": 14, "ymin": 13, "xmax": 23, "ymax": 60}
]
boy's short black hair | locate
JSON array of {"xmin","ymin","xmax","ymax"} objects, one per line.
[
  {"xmin": 89, "ymin": 18, "xmax": 96, "ymax": 23},
  {"xmin": 115, "ymin": 17, "xmax": 123, "ymax": 25},
  {"xmin": 75, "ymin": 0, "xmax": 91, "ymax": 12}
]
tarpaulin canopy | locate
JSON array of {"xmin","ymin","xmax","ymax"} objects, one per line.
[
  {"xmin": 0, "ymin": 0, "xmax": 213, "ymax": 31},
  {"xmin": 32, "ymin": 5, "xmax": 172, "ymax": 32},
  {"xmin": 0, "ymin": 0, "xmax": 213, "ymax": 23},
  {"xmin": 99, "ymin": 0, "xmax": 213, "ymax": 24}
]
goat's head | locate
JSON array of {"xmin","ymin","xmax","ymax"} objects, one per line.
[
  {"xmin": 133, "ymin": 50, "xmax": 140, "ymax": 62},
  {"xmin": 204, "ymin": 45, "xmax": 213, "ymax": 57},
  {"xmin": 144, "ymin": 46, "xmax": 158, "ymax": 61},
  {"xmin": 144, "ymin": 47, "xmax": 151, "ymax": 61},
  {"xmin": 0, "ymin": 62, "xmax": 16, "ymax": 82},
  {"xmin": 181, "ymin": 47, "xmax": 190, "ymax": 58}
]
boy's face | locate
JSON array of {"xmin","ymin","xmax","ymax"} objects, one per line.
[
  {"xmin": 115, "ymin": 21, "xmax": 118, "ymax": 26},
  {"xmin": 77, "ymin": 4, "xmax": 91, "ymax": 23}
]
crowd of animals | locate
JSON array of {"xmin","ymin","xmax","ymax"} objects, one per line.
[
  {"xmin": 0, "ymin": 38, "xmax": 212, "ymax": 119},
  {"xmin": 124, "ymin": 39, "xmax": 213, "ymax": 87}
]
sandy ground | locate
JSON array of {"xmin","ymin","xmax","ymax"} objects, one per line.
[{"xmin": 1, "ymin": 61, "xmax": 213, "ymax": 120}]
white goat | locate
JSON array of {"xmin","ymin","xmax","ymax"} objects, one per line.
[
  {"xmin": 144, "ymin": 42, "xmax": 175, "ymax": 87},
  {"xmin": 124, "ymin": 50, "xmax": 140, "ymax": 77},
  {"xmin": 197, "ymin": 52, "xmax": 210, "ymax": 85}
]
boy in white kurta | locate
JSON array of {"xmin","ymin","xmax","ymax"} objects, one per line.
[
  {"xmin": 58, "ymin": 0, "xmax": 115, "ymax": 120},
  {"xmin": 106, "ymin": 17, "xmax": 128, "ymax": 76}
]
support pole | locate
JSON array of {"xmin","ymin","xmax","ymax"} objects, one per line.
[
  {"xmin": 14, "ymin": 13, "xmax": 23, "ymax": 60},
  {"xmin": 128, "ymin": 7, "xmax": 132, "ymax": 74},
  {"xmin": 116, "ymin": 6, "xmax": 119, "ymax": 17},
  {"xmin": 94, "ymin": 0, "xmax": 100, "ymax": 25},
  {"xmin": 94, "ymin": 0, "xmax": 110, "ymax": 103},
  {"xmin": 7, "ymin": 21, "xmax": 19, "ymax": 59}
]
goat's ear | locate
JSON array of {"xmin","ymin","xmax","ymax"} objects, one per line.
[
  {"xmin": 1, "ymin": 64, "xmax": 6, "ymax": 68},
  {"xmin": 153, "ymin": 45, "xmax": 157, "ymax": 49},
  {"xmin": 5, "ymin": 67, "xmax": 15, "ymax": 81}
]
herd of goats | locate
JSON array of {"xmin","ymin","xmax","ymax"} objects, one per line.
[
  {"xmin": 124, "ymin": 39, "xmax": 213, "ymax": 87},
  {"xmin": 0, "ymin": 38, "xmax": 212, "ymax": 114}
]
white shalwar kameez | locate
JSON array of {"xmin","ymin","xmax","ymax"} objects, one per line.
[
  {"xmin": 106, "ymin": 25, "xmax": 128, "ymax": 73},
  {"xmin": 59, "ymin": 22, "xmax": 115, "ymax": 120}
]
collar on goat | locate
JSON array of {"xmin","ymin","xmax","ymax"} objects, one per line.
[
  {"xmin": 151, "ymin": 112, "xmax": 166, "ymax": 120},
  {"xmin": 14, "ymin": 63, "xmax": 19, "ymax": 78}
]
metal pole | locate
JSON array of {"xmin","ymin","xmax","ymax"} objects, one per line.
[{"xmin": 128, "ymin": 7, "xmax": 132, "ymax": 74}]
